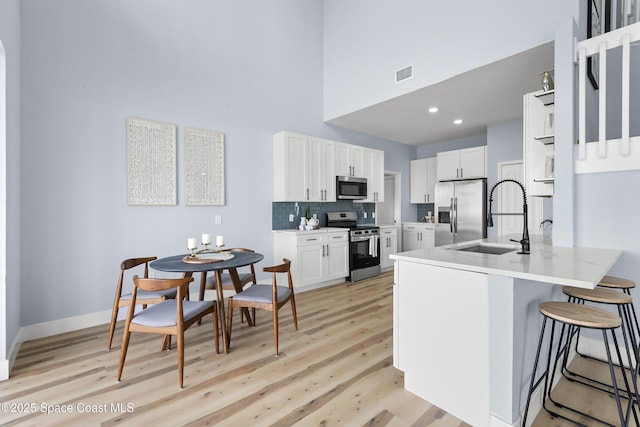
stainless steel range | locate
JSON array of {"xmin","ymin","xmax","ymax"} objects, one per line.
[{"xmin": 326, "ymin": 212, "xmax": 381, "ymax": 282}]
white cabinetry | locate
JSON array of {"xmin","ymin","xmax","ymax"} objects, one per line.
[
  {"xmin": 379, "ymin": 226, "xmax": 398, "ymax": 271},
  {"xmin": 402, "ymin": 223, "xmax": 435, "ymax": 251},
  {"xmin": 437, "ymin": 147, "xmax": 486, "ymax": 181},
  {"xmin": 308, "ymin": 136, "xmax": 336, "ymax": 201},
  {"xmin": 364, "ymin": 148, "xmax": 385, "ymax": 202},
  {"xmin": 524, "ymin": 90, "xmax": 554, "ymax": 197},
  {"xmin": 410, "ymin": 157, "xmax": 437, "ymax": 203},
  {"xmin": 273, "ymin": 132, "xmax": 335, "ymax": 202},
  {"xmin": 335, "ymin": 142, "xmax": 365, "ymax": 177},
  {"xmin": 274, "ymin": 230, "xmax": 349, "ymax": 291}
]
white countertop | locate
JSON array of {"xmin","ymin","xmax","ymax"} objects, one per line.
[{"xmin": 390, "ymin": 234, "xmax": 622, "ymax": 289}]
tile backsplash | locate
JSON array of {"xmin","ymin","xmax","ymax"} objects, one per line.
[
  {"xmin": 416, "ymin": 203, "xmax": 435, "ymax": 222},
  {"xmin": 272, "ymin": 201, "xmax": 376, "ymax": 230}
]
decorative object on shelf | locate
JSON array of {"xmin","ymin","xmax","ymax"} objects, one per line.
[
  {"xmin": 541, "ymin": 70, "xmax": 555, "ymax": 92},
  {"xmin": 184, "ymin": 127, "xmax": 225, "ymax": 206},
  {"xmin": 544, "ymin": 112, "xmax": 554, "ymax": 135},
  {"xmin": 126, "ymin": 117, "xmax": 177, "ymax": 206},
  {"xmin": 545, "ymin": 155, "xmax": 555, "ymax": 178}
]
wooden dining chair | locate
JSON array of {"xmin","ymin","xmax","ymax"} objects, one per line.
[
  {"xmin": 107, "ymin": 257, "xmax": 177, "ymax": 350},
  {"xmin": 201, "ymin": 248, "xmax": 257, "ymax": 325},
  {"xmin": 227, "ymin": 258, "xmax": 298, "ymax": 356},
  {"xmin": 117, "ymin": 275, "xmax": 219, "ymax": 388}
]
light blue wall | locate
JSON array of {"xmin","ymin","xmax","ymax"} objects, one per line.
[
  {"xmin": 323, "ymin": 0, "xmax": 557, "ymax": 121},
  {"xmin": 16, "ymin": 0, "xmax": 416, "ymax": 326},
  {"xmin": 0, "ymin": 0, "xmax": 21, "ymax": 366},
  {"xmin": 486, "ymin": 119, "xmax": 524, "ymax": 239},
  {"xmin": 416, "ymin": 133, "xmax": 487, "ymax": 158}
]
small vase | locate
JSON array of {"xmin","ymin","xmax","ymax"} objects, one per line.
[{"xmin": 541, "ymin": 71, "xmax": 554, "ymax": 92}]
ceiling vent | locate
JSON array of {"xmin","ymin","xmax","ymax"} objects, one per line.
[{"xmin": 395, "ymin": 65, "xmax": 413, "ymax": 83}]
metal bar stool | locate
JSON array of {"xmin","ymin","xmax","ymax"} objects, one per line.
[
  {"xmin": 561, "ymin": 286, "xmax": 640, "ymax": 420},
  {"xmin": 522, "ymin": 301, "xmax": 634, "ymax": 427},
  {"xmin": 598, "ymin": 276, "xmax": 639, "ymax": 342}
]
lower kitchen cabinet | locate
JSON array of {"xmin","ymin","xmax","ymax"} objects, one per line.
[
  {"xmin": 274, "ymin": 229, "xmax": 349, "ymax": 291},
  {"xmin": 402, "ymin": 223, "xmax": 435, "ymax": 251},
  {"xmin": 379, "ymin": 226, "xmax": 398, "ymax": 271}
]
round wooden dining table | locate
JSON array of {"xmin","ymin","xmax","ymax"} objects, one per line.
[{"xmin": 150, "ymin": 251, "xmax": 264, "ymax": 354}]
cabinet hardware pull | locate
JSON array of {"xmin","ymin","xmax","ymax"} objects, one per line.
[
  {"xmin": 306, "ymin": 189, "xmax": 309, "ymax": 200},
  {"xmin": 326, "ymin": 244, "xmax": 329, "ymax": 257}
]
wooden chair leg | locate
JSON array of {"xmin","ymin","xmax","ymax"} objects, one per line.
[
  {"xmin": 273, "ymin": 309, "xmax": 279, "ymax": 356},
  {"xmin": 107, "ymin": 304, "xmax": 119, "ymax": 350},
  {"xmin": 290, "ymin": 297, "xmax": 298, "ymax": 330},
  {"xmin": 177, "ymin": 330, "xmax": 184, "ymax": 389},
  {"xmin": 162, "ymin": 334, "xmax": 172, "ymax": 351},
  {"xmin": 227, "ymin": 300, "xmax": 234, "ymax": 347},
  {"xmin": 117, "ymin": 330, "xmax": 132, "ymax": 381},
  {"xmin": 212, "ymin": 311, "xmax": 219, "ymax": 354}
]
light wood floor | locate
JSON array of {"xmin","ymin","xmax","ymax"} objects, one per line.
[
  {"xmin": 1, "ymin": 271, "xmax": 634, "ymax": 426},
  {"xmin": 1, "ymin": 272, "xmax": 470, "ymax": 426}
]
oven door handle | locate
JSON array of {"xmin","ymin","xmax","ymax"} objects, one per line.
[{"xmin": 370, "ymin": 236, "xmax": 379, "ymax": 257}]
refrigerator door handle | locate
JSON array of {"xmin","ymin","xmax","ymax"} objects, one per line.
[
  {"xmin": 454, "ymin": 197, "xmax": 458, "ymax": 233},
  {"xmin": 449, "ymin": 198, "xmax": 454, "ymax": 233}
]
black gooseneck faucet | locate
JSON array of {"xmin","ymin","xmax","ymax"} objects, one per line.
[{"xmin": 487, "ymin": 179, "xmax": 530, "ymax": 254}]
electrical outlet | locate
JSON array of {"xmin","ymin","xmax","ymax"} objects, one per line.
[
  {"xmin": 363, "ymin": 212, "xmax": 367, "ymax": 219},
  {"xmin": 372, "ymin": 212, "xmax": 376, "ymax": 218},
  {"xmin": 215, "ymin": 215, "xmax": 222, "ymax": 224},
  {"xmin": 289, "ymin": 214, "xmax": 295, "ymax": 222}
]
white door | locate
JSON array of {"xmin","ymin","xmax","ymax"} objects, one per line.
[{"xmin": 377, "ymin": 175, "xmax": 395, "ymax": 225}]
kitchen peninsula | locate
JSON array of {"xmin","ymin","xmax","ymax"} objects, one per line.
[{"xmin": 390, "ymin": 235, "xmax": 622, "ymax": 427}]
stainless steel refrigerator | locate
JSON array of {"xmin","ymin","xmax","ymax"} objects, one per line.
[{"xmin": 434, "ymin": 179, "xmax": 487, "ymax": 246}]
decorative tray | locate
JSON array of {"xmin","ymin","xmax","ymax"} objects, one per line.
[{"xmin": 182, "ymin": 252, "xmax": 235, "ymax": 264}]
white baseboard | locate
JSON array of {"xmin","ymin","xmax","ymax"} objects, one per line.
[
  {"xmin": 1, "ymin": 309, "xmax": 112, "ymax": 381},
  {"xmin": 0, "ymin": 358, "xmax": 8, "ymax": 381},
  {"xmin": 18, "ymin": 309, "xmax": 112, "ymax": 343},
  {"xmin": 1, "ymin": 290, "xmax": 235, "ymax": 380}
]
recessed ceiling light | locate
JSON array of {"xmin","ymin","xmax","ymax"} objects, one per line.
[
  {"xmin": 428, "ymin": 107, "xmax": 439, "ymax": 113},
  {"xmin": 453, "ymin": 119, "xmax": 463, "ymax": 125}
]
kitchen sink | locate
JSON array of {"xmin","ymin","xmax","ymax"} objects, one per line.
[{"xmin": 453, "ymin": 243, "xmax": 518, "ymax": 255}]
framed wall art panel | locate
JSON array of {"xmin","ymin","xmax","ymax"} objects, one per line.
[
  {"xmin": 184, "ymin": 127, "xmax": 225, "ymax": 206},
  {"xmin": 126, "ymin": 117, "xmax": 177, "ymax": 206}
]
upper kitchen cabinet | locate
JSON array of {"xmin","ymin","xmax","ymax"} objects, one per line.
[
  {"xmin": 523, "ymin": 90, "xmax": 554, "ymax": 197},
  {"xmin": 410, "ymin": 157, "xmax": 437, "ymax": 203},
  {"xmin": 437, "ymin": 146, "xmax": 487, "ymax": 181},
  {"xmin": 309, "ymin": 136, "xmax": 336, "ymax": 201},
  {"xmin": 335, "ymin": 142, "xmax": 366, "ymax": 177},
  {"xmin": 363, "ymin": 148, "xmax": 385, "ymax": 202},
  {"xmin": 273, "ymin": 131, "xmax": 336, "ymax": 202}
]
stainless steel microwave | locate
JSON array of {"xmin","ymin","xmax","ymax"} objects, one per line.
[{"xmin": 336, "ymin": 176, "xmax": 367, "ymax": 200}]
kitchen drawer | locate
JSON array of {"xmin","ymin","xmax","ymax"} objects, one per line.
[
  {"xmin": 296, "ymin": 234, "xmax": 325, "ymax": 247},
  {"xmin": 296, "ymin": 231, "xmax": 347, "ymax": 247}
]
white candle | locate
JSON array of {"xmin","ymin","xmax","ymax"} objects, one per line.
[
  {"xmin": 216, "ymin": 235, "xmax": 224, "ymax": 247},
  {"xmin": 187, "ymin": 238, "xmax": 197, "ymax": 250},
  {"xmin": 201, "ymin": 233, "xmax": 211, "ymax": 245}
]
